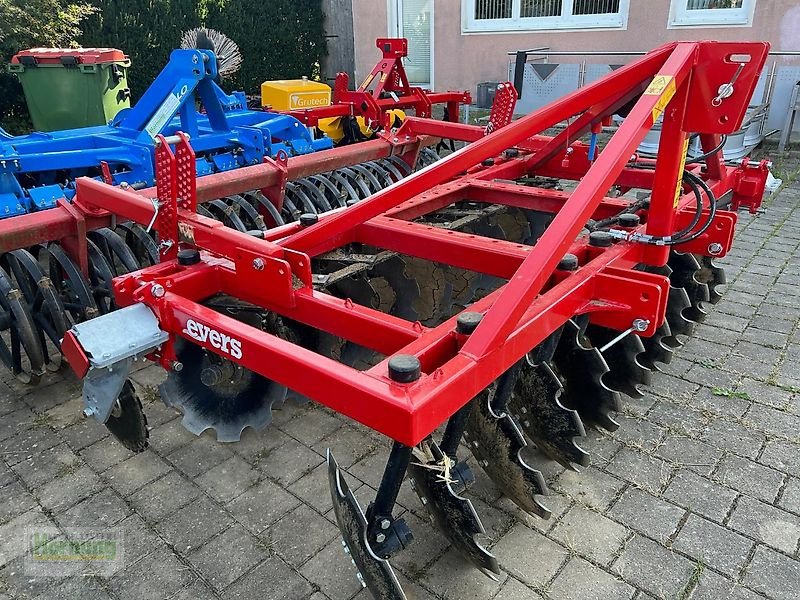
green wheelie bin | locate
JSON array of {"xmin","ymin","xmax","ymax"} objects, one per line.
[{"xmin": 9, "ymin": 48, "xmax": 131, "ymax": 131}]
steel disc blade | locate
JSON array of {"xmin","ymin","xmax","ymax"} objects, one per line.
[
  {"xmin": 663, "ymin": 286, "xmax": 695, "ymax": 347},
  {"xmin": 464, "ymin": 386, "xmax": 551, "ymax": 519},
  {"xmin": 552, "ymin": 320, "xmax": 621, "ymax": 431},
  {"xmin": 639, "ymin": 321, "xmax": 674, "ymax": 370},
  {"xmin": 508, "ymin": 361, "xmax": 589, "ymax": 470},
  {"xmin": 159, "ymin": 303, "xmax": 288, "ymax": 442},
  {"xmin": 0, "ymin": 265, "xmax": 45, "ymax": 385},
  {"xmin": 668, "ymin": 251, "xmax": 710, "ymax": 323},
  {"xmin": 159, "ymin": 338, "xmax": 287, "ymax": 442},
  {"xmin": 695, "ymin": 254, "xmax": 726, "ymax": 305},
  {"xmin": 106, "ymin": 380, "xmax": 149, "ymax": 453},
  {"xmin": 329, "ymin": 275, "xmax": 382, "ymax": 368},
  {"xmin": 408, "ymin": 440, "xmax": 500, "ymax": 576},
  {"xmin": 328, "ymin": 451, "xmax": 407, "ymax": 600},
  {"xmin": 585, "ymin": 324, "xmax": 652, "ymax": 399},
  {"xmin": 368, "ymin": 256, "xmax": 421, "ymax": 322}
]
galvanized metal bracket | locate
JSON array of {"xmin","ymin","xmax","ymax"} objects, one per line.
[
  {"xmin": 65, "ymin": 303, "xmax": 169, "ymax": 423},
  {"xmin": 83, "ymin": 357, "xmax": 133, "ymax": 424}
]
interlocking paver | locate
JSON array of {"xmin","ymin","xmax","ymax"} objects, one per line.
[
  {"xmin": 729, "ymin": 495, "xmax": 800, "ymax": 555},
  {"xmin": 608, "ymin": 487, "xmax": 685, "ymax": 543},
  {"xmin": 663, "ymin": 469, "xmax": 738, "ymax": 523},
  {"xmin": 673, "ymin": 514, "xmax": 754, "ymax": 577},
  {"xmin": 188, "ymin": 525, "xmax": 267, "ymax": 591},
  {"xmin": 612, "ymin": 535, "xmax": 695, "ymax": 599},
  {"xmin": 551, "ymin": 504, "xmax": 628, "ymax": 565},
  {"xmin": 265, "ymin": 504, "xmax": 338, "ymax": 567},
  {"xmin": 554, "ymin": 467, "xmax": 625, "ymax": 510},
  {"xmin": 492, "ymin": 523, "xmax": 567, "ymax": 588},
  {"xmin": 715, "ymin": 454, "xmax": 785, "ymax": 504},
  {"xmin": 743, "ymin": 545, "xmax": 800, "ymax": 600},
  {"xmin": 549, "ymin": 557, "xmax": 635, "ymax": 600}
]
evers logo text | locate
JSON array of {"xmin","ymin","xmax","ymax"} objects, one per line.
[{"xmin": 183, "ymin": 319, "xmax": 243, "ymax": 359}]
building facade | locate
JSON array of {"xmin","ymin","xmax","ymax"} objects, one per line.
[{"xmin": 352, "ymin": 1, "xmax": 799, "ymax": 92}]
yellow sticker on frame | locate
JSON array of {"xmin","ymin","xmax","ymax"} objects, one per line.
[{"xmin": 644, "ymin": 75, "xmax": 677, "ymax": 124}]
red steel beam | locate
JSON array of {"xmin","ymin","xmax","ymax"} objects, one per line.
[
  {"xmin": 280, "ymin": 44, "xmax": 676, "ymax": 254},
  {"xmin": 461, "ymin": 43, "xmax": 699, "ymax": 359}
]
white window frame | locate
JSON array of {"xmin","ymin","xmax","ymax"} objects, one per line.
[
  {"xmin": 462, "ymin": 0, "xmax": 630, "ymax": 33},
  {"xmin": 668, "ymin": 0, "xmax": 756, "ymax": 28}
]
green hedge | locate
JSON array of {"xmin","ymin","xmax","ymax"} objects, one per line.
[
  {"xmin": 1, "ymin": 0, "xmax": 326, "ymax": 132},
  {"xmin": 80, "ymin": 0, "xmax": 326, "ymax": 99}
]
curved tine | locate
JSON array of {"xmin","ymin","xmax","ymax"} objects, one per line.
[
  {"xmin": 8, "ymin": 248, "xmax": 70, "ymax": 335},
  {"xmin": 328, "ymin": 170, "xmax": 362, "ymax": 205},
  {"xmin": 197, "ymin": 204, "xmax": 215, "ymax": 219},
  {"xmin": 384, "ymin": 155, "xmax": 413, "ymax": 177},
  {"xmin": 295, "ymin": 178, "xmax": 333, "ymax": 213},
  {"xmin": 115, "ymin": 222, "xmax": 159, "ymax": 266},
  {"xmin": 226, "ymin": 195, "xmax": 267, "ymax": 232},
  {"xmin": 348, "ymin": 163, "xmax": 384, "ymax": 194},
  {"xmin": 207, "ymin": 199, "xmax": 249, "ymax": 232},
  {"xmin": 417, "ymin": 147, "xmax": 440, "ymax": 168},
  {"xmin": 0, "ymin": 264, "xmax": 45, "ymax": 385},
  {"xmin": 89, "ymin": 228, "xmax": 141, "ymax": 274},
  {"xmin": 86, "ymin": 239, "xmax": 117, "ymax": 314},
  {"xmin": 308, "ymin": 174, "xmax": 348, "ymax": 209},
  {"xmin": 4, "ymin": 249, "xmax": 69, "ymax": 370},
  {"xmin": 242, "ymin": 191, "xmax": 286, "ymax": 228},
  {"xmin": 280, "ymin": 193, "xmax": 302, "ymax": 222},
  {"xmin": 285, "ymin": 182, "xmax": 319, "ymax": 216},
  {"xmin": 38, "ymin": 243, "xmax": 98, "ymax": 322},
  {"xmin": 375, "ymin": 158, "xmax": 406, "ymax": 183},
  {"xmin": 361, "ymin": 161, "xmax": 395, "ymax": 189},
  {"xmin": 337, "ymin": 167, "xmax": 373, "ymax": 199}
]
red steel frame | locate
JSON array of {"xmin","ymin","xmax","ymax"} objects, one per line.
[
  {"xmin": 286, "ymin": 38, "xmax": 471, "ymax": 129},
  {"xmin": 64, "ymin": 41, "xmax": 770, "ymax": 447}
]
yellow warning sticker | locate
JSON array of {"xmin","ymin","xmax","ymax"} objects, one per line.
[
  {"xmin": 674, "ymin": 136, "xmax": 691, "ymax": 208},
  {"xmin": 644, "ymin": 75, "xmax": 677, "ymax": 124},
  {"xmin": 644, "ymin": 75, "xmax": 674, "ymax": 96}
]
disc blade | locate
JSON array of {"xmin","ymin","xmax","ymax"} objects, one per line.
[
  {"xmin": 464, "ymin": 386, "xmax": 551, "ymax": 519},
  {"xmin": 408, "ymin": 440, "xmax": 499, "ymax": 576},
  {"xmin": 508, "ymin": 361, "xmax": 589, "ymax": 470},
  {"xmin": 106, "ymin": 380, "xmax": 149, "ymax": 453},
  {"xmin": 328, "ymin": 451, "xmax": 407, "ymax": 600},
  {"xmin": 552, "ymin": 320, "xmax": 621, "ymax": 431},
  {"xmin": 585, "ymin": 325, "xmax": 652, "ymax": 399}
]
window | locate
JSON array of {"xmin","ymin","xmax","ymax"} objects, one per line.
[
  {"xmin": 463, "ymin": 0, "xmax": 629, "ymax": 32},
  {"xmin": 669, "ymin": 0, "xmax": 756, "ymax": 27}
]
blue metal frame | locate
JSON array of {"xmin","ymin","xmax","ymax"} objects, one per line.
[{"xmin": 0, "ymin": 49, "xmax": 332, "ymax": 218}]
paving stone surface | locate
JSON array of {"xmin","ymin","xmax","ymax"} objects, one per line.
[{"xmin": 1, "ymin": 153, "xmax": 799, "ymax": 600}]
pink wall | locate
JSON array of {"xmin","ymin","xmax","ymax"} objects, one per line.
[{"xmin": 352, "ymin": 0, "xmax": 800, "ymax": 93}]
